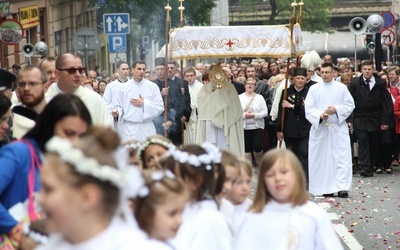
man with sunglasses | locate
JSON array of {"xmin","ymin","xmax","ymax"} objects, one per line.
[{"xmin": 45, "ymin": 53, "xmax": 111, "ymax": 126}]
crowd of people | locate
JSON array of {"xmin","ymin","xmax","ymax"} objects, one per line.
[{"xmin": 0, "ymin": 50, "xmax": 398, "ymax": 249}]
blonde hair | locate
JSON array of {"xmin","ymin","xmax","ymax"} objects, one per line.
[
  {"xmin": 244, "ymin": 77, "xmax": 257, "ymax": 86},
  {"xmin": 134, "ymin": 170, "xmax": 186, "ymax": 234},
  {"xmin": 238, "ymin": 157, "xmax": 253, "ymax": 178},
  {"xmin": 250, "ymin": 149, "xmax": 308, "ymax": 213}
]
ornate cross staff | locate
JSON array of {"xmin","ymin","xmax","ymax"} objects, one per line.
[
  {"xmin": 279, "ymin": 0, "xmax": 299, "ymax": 148},
  {"xmin": 164, "ymin": 0, "xmax": 172, "ymax": 137},
  {"xmin": 178, "ymin": 0, "xmax": 186, "ymax": 145},
  {"xmin": 297, "ymin": 0, "xmax": 304, "ymax": 27}
]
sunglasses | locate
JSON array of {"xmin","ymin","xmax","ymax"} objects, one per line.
[{"xmin": 57, "ymin": 68, "xmax": 86, "ymax": 74}]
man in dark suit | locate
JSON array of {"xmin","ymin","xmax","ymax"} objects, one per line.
[
  {"xmin": 153, "ymin": 59, "xmax": 191, "ymax": 146},
  {"xmin": 348, "ymin": 60, "xmax": 393, "ymax": 177},
  {"xmin": 277, "ymin": 67, "xmax": 312, "ymax": 182}
]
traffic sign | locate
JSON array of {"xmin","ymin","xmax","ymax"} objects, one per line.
[
  {"xmin": 108, "ymin": 35, "xmax": 126, "ymax": 53},
  {"xmin": 72, "ymin": 28, "xmax": 100, "ymax": 55},
  {"xmin": 103, "ymin": 13, "xmax": 130, "ymax": 35},
  {"xmin": 381, "ymin": 28, "xmax": 396, "ymax": 46},
  {"xmin": 109, "ymin": 53, "xmax": 127, "ymax": 63},
  {"xmin": 381, "ymin": 11, "xmax": 395, "ymax": 28},
  {"xmin": 140, "ymin": 34, "xmax": 152, "ymax": 49}
]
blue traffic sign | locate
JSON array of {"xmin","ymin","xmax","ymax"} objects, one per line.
[
  {"xmin": 103, "ymin": 13, "xmax": 130, "ymax": 35},
  {"xmin": 381, "ymin": 11, "xmax": 395, "ymax": 28},
  {"xmin": 109, "ymin": 35, "xmax": 126, "ymax": 53}
]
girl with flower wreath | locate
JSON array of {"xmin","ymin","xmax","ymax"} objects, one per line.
[
  {"xmin": 137, "ymin": 135, "xmax": 174, "ymax": 170},
  {"xmin": 133, "ymin": 169, "xmax": 188, "ymax": 250},
  {"xmin": 161, "ymin": 143, "xmax": 232, "ymax": 250},
  {"xmin": 234, "ymin": 149, "xmax": 343, "ymax": 250},
  {"xmin": 36, "ymin": 127, "xmax": 155, "ymax": 250},
  {"xmin": 0, "ymin": 94, "xmax": 92, "ymax": 249}
]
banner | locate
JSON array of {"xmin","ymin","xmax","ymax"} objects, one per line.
[{"xmin": 170, "ymin": 24, "xmax": 304, "ymax": 60}]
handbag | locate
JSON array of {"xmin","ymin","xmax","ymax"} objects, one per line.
[{"xmin": 0, "ymin": 140, "xmax": 42, "ymax": 249}]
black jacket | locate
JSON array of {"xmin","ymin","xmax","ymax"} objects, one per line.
[
  {"xmin": 277, "ymin": 85, "xmax": 311, "ymax": 138},
  {"xmin": 348, "ymin": 74, "xmax": 392, "ymax": 132}
]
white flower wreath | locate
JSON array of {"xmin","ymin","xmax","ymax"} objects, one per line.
[
  {"xmin": 167, "ymin": 142, "xmax": 222, "ymax": 171},
  {"xmin": 137, "ymin": 138, "xmax": 174, "ymax": 162},
  {"xmin": 137, "ymin": 170, "xmax": 176, "ymax": 198},
  {"xmin": 45, "ymin": 136, "xmax": 144, "ymax": 198}
]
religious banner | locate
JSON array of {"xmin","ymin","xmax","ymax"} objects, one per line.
[{"xmin": 170, "ymin": 24, "xmax": 304, "ymax": 60}]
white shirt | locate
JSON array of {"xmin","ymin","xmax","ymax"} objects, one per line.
[{"xmin": 239, "ymin": 93, "xmax": 268, "ymax": 130}]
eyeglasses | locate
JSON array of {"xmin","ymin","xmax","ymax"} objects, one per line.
[
  {"xmin": 57, "ymin": 68, "xmax": 86, "ymax": 74},
  {"xmin": 17, "ymin": 81, "xmax": 41, "ymax": 89}
]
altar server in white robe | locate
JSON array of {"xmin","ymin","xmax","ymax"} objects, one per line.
[
  {"xmin": 234, "ymin": 149, "xmax": 343, "ymax": 250},
  {"xmin": 112, "ymin": 60, "xmax": 164, "ymax": 142},
  {"xmin": 163, "ymin": 144, "xmax": 232, "ymax": 250},
  {"xmin": 305, "ymin": 62, "xmax": 355, "ymax": 197},
  {"xmin": 45, "ymin": 53, "xmax": 111, "ymax": 126},
  {"xmin": 103, "ymin": 61, "xmax": 130, "ymax": 125},
  {"xmin": 183, "ymin": 66, "xmax": 203, "ymax": 144}
]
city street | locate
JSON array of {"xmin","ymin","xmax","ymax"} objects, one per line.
[{"xmin": 311, "ymin": 167, "xmax": 400, "ymax": 250}]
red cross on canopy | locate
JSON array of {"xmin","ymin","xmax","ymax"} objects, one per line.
[{"xmin": 226, "ymin": 39, "xmax": 235, "ymax": 49}]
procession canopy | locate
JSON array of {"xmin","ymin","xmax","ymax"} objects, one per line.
[{"xmin": 170, "ymin": 24, "xmax": 304, "ymax": 60}]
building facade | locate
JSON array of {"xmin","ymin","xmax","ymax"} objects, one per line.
[{"xmin": 0, "ymin": 0, "xmax": 99, "ymax": 70}]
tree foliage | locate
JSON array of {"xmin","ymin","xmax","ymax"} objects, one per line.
[
  {"xmin": 237, "ymin": 0, "xmax": 333, "ymax": 32},
  {"xmin": 88, "ymin": 0, "xmax": 217, "ymax": 44}
]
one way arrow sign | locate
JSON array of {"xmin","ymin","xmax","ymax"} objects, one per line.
[{"xmin": 103, "ymin": 13, "xmax": 130, "ymax": 35}]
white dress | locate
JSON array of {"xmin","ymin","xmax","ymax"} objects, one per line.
[
  {"xmin": 35, "ymin": 217, "xmax": 153, "ymax": 250},
  {"xmin": 172, "ymin": 200, "xmax": 232, "ymax": 250},
  {"xmin": 219, "ymin": 198, "xmax": 235, "ymax": 236},
  {"xmin": 233, "ymin": 198, "xmax": 251, "ymax": 233},
  {"xmin": 112, "ymin": 78, "xmax": 164, "ymax": 142},
  {"xmin": 234, "ymin": 200, "xmax": 344, "ymax": 250},
  {"xmin": 305, "ymin": 80, "xmax": 355, "ymax": 195}
]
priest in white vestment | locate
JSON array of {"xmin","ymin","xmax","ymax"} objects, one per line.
[
  {"xmin": 305, "ymin": 63, "xmax": 355, "ymax": 197},
  {"xmin": 112, "ymin": 60, "xmax": 164, "ymax": 143},
  {"xmin": 196, "ymin": 65, "xmax": 245, "ymax": 156},
  {"xmin": 45, "ymin": 53, "xmax": 111, "ymax": 126}
]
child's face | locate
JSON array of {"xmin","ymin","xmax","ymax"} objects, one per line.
[
  {"xmin": 38, "ymin": 156, "xmax": 84, "ymax": 235},
  {"xmin": 150, "ymin": 192, "xmax": 187, "ymax": 241},
  {"xmin": 264, "ymin": 157, "xmax": 295, "ymax": 204},
  {"xmin": 227, "ymin": 169, "xmax": 251, "ymax": 205},
  {"xmin": 220, "ymin": 165, "xmax": 239, "ymax": 198},
  {"xmin": 144, "ymin": 145, "xmax": 168, "ymax": 169}
]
